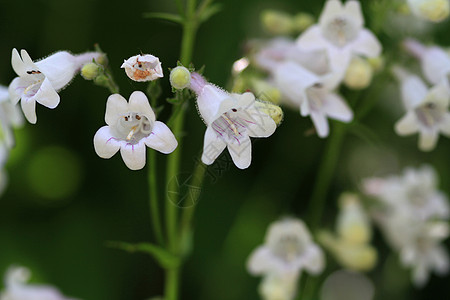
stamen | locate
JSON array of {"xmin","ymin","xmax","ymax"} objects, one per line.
[
  {"xmin": 126, "ymin": 126, "xmax": 138, "ymax": 141},
  {"xmin": 23, "ymin": 80, "xmax": 42, "ymax": 95},
  {"xmin": 223, "ymin": 114, "xmax": 240, "ymax": 136}
]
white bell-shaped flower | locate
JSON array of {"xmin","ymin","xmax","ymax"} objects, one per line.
[
  {"xmin": 9, "ymin": 49, "xmax": 101, "ymax": 124},
  {"xmin": 247, "ymin": 218, "xmax": 325, "ymax": 276},
  {"xmin": 0, "ymin": 266, "xmax": 78, "ymax": 300},
  {"xmin": 190, "ymin": 73, "xmax": 277, "ymax": 169},
  {"xmin": 393, "ymin": 67, "xmax": 450, "ymax": 151},
  {"xmin": 0, "ymin": 85, "xmax": 23, "ymax": 148},
  {"xmin": 93, "ymin": 91, "xmax": 177, "ymax": 170},
  {"xmin": 297, "ymin": 0, "xmax": 381, "ymax": 73},
  {"xmin": 274, "ymin": 61, "xmax": 353, "ymax": 137},
  {"xmin": 121, "ymin": 54, "xmax": 163, "ymax": 82}
]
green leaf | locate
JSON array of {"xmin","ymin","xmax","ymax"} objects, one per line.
[
  {"xmin": 142, "ymin": 12, "xmax": 183, "ymax": 24},
  {"xmin": 198, "ymin": 3, "xmax": 222, "ymax": 23},
  {"xmin": 106, "ymin": 241, "xmax": 181, "ymax": 269}
]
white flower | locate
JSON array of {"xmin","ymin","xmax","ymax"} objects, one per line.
[
  {"xmin": 9, "ymin": 49, "xmax": 101, "ymax": 124},
  {"xmin": 407, "ymin": 0, "xmax": 450, "ymax": 22},
  {"xmin": 247, "ymin": 218, "xmax": 325, "ymax": 276},
  {"xmin": 393, "ymin": 69, "xmax": 450, "ymax": 151},
  {"xmin": 121, "ymin": 54, "xmax": 163, "ymax": 82},
  {"xmin": 363, "ymin": 165, "xmax": 449, "ymax": 221},
  {"xmin": 0, "ymin": 85, "xmax": 23, "ymax": 148},
  {"xmin": 190, "ymin": 73, "xmax": 277, "ymax": 169},
  {"xmin": 0, "ymin": 144, "xmax": 8, "ymax": 196},
  {"xmin": 258, "ymin": 272, "xmax": 298, "ymax": 300},
  {"xmin": 0, "ymin": 266, "xmax": 78, "ymax": 300},
  {"xmin": 296, "ymin": 0, "xmax": 381, "ymax": 73},
  {"xmin": 274, "ymin": 61, "xmax": 353, "ymax": 137},
  {"xmin": 94, "ymin": 91, "xmax": 177, "ymax": 170}
]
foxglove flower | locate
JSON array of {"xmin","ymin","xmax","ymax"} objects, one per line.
[
  {"xmin": 0, "ymin": 85, "xmax": 23, "ymax": 148},
  {"xmin": 0, "ymin": 266, "xmax": 78, "ymax": 300},
  {"xmin": 190, "ymin": 73, "xmax": 277, "ymax": 169},
  {"xmin": 9, "ymin": 49, "xmax": 101, "ymax": 124},
  {"xmin": 247, "ymin": 218, "xmax": 325, "ymax": 276},
  {"xmin": 274, "ymin": 61, "xmax": 353, "ymax": 137},
  {"xmin": 393, "ymin": 68, "xmax": 450, "ymax": 151},
  {"xmin": 121, "ymin": 54, "xmax": 163, "ymax": 82},
  {"xmin": 94, "ymin": 91, "xmax": 177, "ymax": 170},
  {"xmin": 296, "ymin": 0, "xmax": 381, "ymax": 73}
]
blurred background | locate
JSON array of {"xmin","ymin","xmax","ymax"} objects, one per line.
[{"xmin": 0, "ymin": 0, "xmax": 449, "ymax": 299}]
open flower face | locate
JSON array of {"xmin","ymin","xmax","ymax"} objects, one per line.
[
  {"xmin": 121, "ymin": 54, "xmax": 163, "ymax": 82},
  {"xmin": 297, "ymin": 0, "xmax": 381, "ymax": 73},
  {"xmin": 274, "ymin": 61, "xmax": 353, "ymax": 137},
  {"xmin": 247, "ymin": 219, "xmax": 325, "ymax": 276},
  {"xmin": 94, "ymin": 91, "xmax": 177, "ymax": 170},
  {"xmin": 395, "ymin": 76, "xmax": 450, "ymax": 151}
]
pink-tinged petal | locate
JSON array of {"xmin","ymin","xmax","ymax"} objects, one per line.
[
  {"xmin": 418, "ymin": 130, "xmax": 439, "ymax": 151},
  {"xmin": 35, "ymin": 51, "xmax": 77, "ymax": 91},
  {"xmin": 352, "ymin": 29, "xmax": 382, "ymax": 58},
  {"xmin": 20, "ymin": 98, "xmax": 37, "ymax": 124},
  {"xmin": 34, "ymin": 78, "xmax": 60, "ymax": 109},
  {"xmin": 201, "ymin": 126, "xmax": 226, "ymax": 165},
  {"xmin": 345, "ymin": 0, "xmax": 364, "ymax": 27},
  {"xmin": 144, "ymin": 121, "xmax": 177, "ymax": 154},
  {"xmin": 439, "ymin": 114, "xmax": 450, "ymax": 136},
  {"xmin": 105, "ymin": 94, "xmax": 128, "ymax": 126},
  {"xmin": 93, "ymin": 126, "xmax": 121, "ymax": 159},
  {"xmin": 11, "ymin": 48, "xmax": 26, "ymax": 76},
  {"xmin": 401, "ymin": 76, "xmax": 428, "ymax": 109},
  {"xmin": 241, "ymin": 109, "xmax": 277, "ymax": 138},
  {"xmin": 296, "ymin": 26, "xmax": 329, "ymax": 51},
  {"xmin": 395, "ymin": 112, "xmax": 419, "ymax": 135},
  {"xmin": 311, "ymin": 111, "xmax": 330, "ymax": 138},
  {"xmin": 246, "ymin": 247, "xmax": 274, "ymax": 275},
  {"xmin": 120, "ymin": 141, "xmax": 146, "ymax": 170},
  {"xmin": 128, "ymin": 91, "xmax": 156, "ymax": 122},
  {"xmin": 227, "ymin": 136, "xmax": 252, "ymax": 169},
  {"xmin": 319, "ymin": 0, "xmax": 343, "ymax": 25},
  {"xmin": 8, "ymin": 77, "xmax": 24, "ymax": 105},
  {"xmin": 322, "ymin": 93, "xmax": 353, "ymax": 122}
]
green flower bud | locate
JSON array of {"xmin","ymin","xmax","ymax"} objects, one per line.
[
  {"xmin": 254, "ymin": 101, "xmax": 283, "ymax": 126},
  {"xmin": 81, "ymin": 62, "xmax": 102, "ymax": 80},
  {"xmin": 170, "ymin": 66, "xmax": 191, "ymax": 90},
  {"xmin": 293, "ymin": 12, "xmax": 315, "ymax": 32},
  {"xmin": 344, "ymin": 57, "xmax": 373, "ymax": 90},
  {"xmin": 261, "ymin": 10, "xmax": 294, "ymax": 35}
]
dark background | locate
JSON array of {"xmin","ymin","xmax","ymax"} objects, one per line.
[{"xmin": 0, "ymin": 0, "xmax": 449, "ymax": 299}]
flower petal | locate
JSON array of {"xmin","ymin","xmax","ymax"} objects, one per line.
[
  {"xmin": 34, "ymin": 78, "xmax": 60, "ymax": 109},
  {"xmin": 296, "ymin": 26, "xmax": 329, "ymax": 51},
  {"xmin": 227, "ymin": 136, "xmax": 252, "ymax": 169},
  {"xmin": 144, "ymin": 121, "xmax": 177, "ymax": 154},
  {"xmin": 120, "ymin": 141, "xmax": 146, "ymax": 170},
  {"xmin": 439, "ymin": 113, "xmax": 450, "ymax": 136},
  {"xmin": 322, "ymin": 93, "xmax": 353, "ymax": 122},
  {"xmin": 240, "ymin": 108, "xmax": 277, "ymax": 138},
  {"xmin": 93, "ymin": 126, "xmax": 121, "ymax": 159},
  {"xmin": 311, "ymin": 111, "xmax": 330, "ymax": 138},
  {"xmin": 345, "ymin": 0, "xmax": 364, "ymax": 27},
  {"xmin": 401, "ymin": 76, "xmax": 428, "ymax": 109},
  {"xmin": 197, "ymin": 84, "xmax": 233, "ymax": 125},
  {"xmin": 395, "ymin": 112, "xmax": 419, "ymax": 135},
  {"xmin": 352, "ymin": 29, "xmax": 382, "ymax": 58},
  {"xmin": 35, "ymin": 51, "xmax": 77, "ymax": 91},
  {"xmin": 418, "ymin": 130, "xmax": 439, "ymax": 151},
  {"xmin": 11, "ymin": 49, "xmax": 26, "ymax": 77},
  {"xmin": 319, "ymin": 0, "xmax": 343, "ymax": 25},
  {"xmin": 8, "ymin": 77, "xmax": 25, "ymax": 105},
  {"xmin": 128, "ymin": 91, "xmax": 156, "ymax": 122},
  {"xmin": 301, "ymin": 245, "xmax": 325, "ymax": 275},
  {"xmin": 105, "ymin": 94, "xmax": 128, "ymax": 126},
  {"xmin": 422, "ymin": 47, "xmax": 450, "ymax": 85},
  {"xmin": 246, "ymin": 247, "xmax": 274, "ymax": 275},
  {"xmin": 201, "ymin": 126, "xmax": 226, "ymax": 165},
  {"xmin": 20, "ymin": 98, "xmax": 37, "ymax": 124}
]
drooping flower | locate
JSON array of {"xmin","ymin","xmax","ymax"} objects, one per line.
[
  {"xmin": 121, "ymin": 54, "xmax": 163, "ymax": 82},
  {"xmin": 0, "ymin": 266, "xmax": 78, "ymax": 300},
  {"xmin": 247, "ymin": 218, "xmax": 325, "ymax": 276},
  {"xmin": 407, "ymin": 0, "xmax": 450, "ymax": 23},
  {"xmin": 189, "ymin": 72, "xmax": 277, "ymax": 169},
  {"xmin": 94, "ymin": 91, "xmax": 177, "ymax": 170},
  {"xmin": 0, "ymin": 85, "xmax": 23, "ymax": 148},
  {"xmin": 393, "ymin": 67, "xmax": 450, "ymax": 151},
  {"xmin": 9, "ymin": 49, "xmax": 101, "ymax": 124},
  {"xmin": 296, "ymin": 0, "xmax": 381, "ymax": 73},
  {"xmin": 274, "ymin": 61, "xmax": 353, "ymax": 137}
]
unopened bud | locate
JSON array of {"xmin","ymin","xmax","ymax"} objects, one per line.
[
  {"xmin": 407, "ymin": 0, "xmax": 450, "ymax": 22},
  {"xmin": 293, "ymin": 12, "xmax": 315, "ymax": 32},
  {"xmin": 170, "ymin": 66, "xmax": 191, "ymax": 90},
  {"xmin": 81, "ymin": 62, "xmax": 102, "ymax": 80},
  {"xmin": 367, "ymin": 56, "xmax": 385, "ymax": 73},
  {"xmin": 261, "ymin": 10, "xmax": 294, "ymax": 35},
  {"xmin": 254, "ymin": 101, "xmax": 283, "ymax": 126},
  {"xmin": 344, "ymin": 57, "xmax": 373, "ymax": 90}
]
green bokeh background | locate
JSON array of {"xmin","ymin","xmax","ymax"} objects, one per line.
[{"xmin": 0, "ymin": 0, "xmax": 449, "ymax": 299}]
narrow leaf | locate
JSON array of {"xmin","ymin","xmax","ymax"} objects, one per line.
[{"xmin": 142, "ymin": 12, "xmax": 183, "ymax": 24}]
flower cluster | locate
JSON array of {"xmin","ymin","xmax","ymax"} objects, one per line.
[
  {"xmin": 247, "ymin": 218, "xmax": 324, "ymax": 300},
  {"xmin": 363, "ymin": 165, "xmax": 450, "ymax": 286}
]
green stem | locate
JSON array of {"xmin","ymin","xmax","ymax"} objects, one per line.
[
  {"xmin": 164, "ymin": 268, "xmax": 180, "ymax": 300},
  {"xmin": 149, "ymin": 150, "xmax": 164, "ymax": 246}
]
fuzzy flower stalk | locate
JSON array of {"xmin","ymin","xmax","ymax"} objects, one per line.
[
  {"xmin": 9, "ymin": 49, "xmax": 102, "ymax": 124},
  {"xmin": 189, "ymin": 72, "xmax": 279, "ymax": 169}
]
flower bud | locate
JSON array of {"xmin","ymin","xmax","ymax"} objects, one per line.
[
  {"xmin": 407, "ymin": 0, "xmax": 450, "ymax": 22},
  {"xmin": 81, "ymin": 62, "xmax": 102, "ymax": 80},
  {"xmin": 261, "ymin": 10, "xmax": 294, "ymax": 35},
  {"xmin": 337, "ymin": 193, "xmax": 371, "ymax": 245},
  {"xmin": 170, "ymin": 66, "xmax": 191, "ymax": 90},
  {"xmin": 344, "ymin": 57, "xmax": 373, "ymax": 90},
  {"xmin": 254, "ymin": 101, "xmax": 283, "ymax": 126},
  {"xmin": 293, "ymin": 12, "xmax": 315, "ymax": 32}
]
